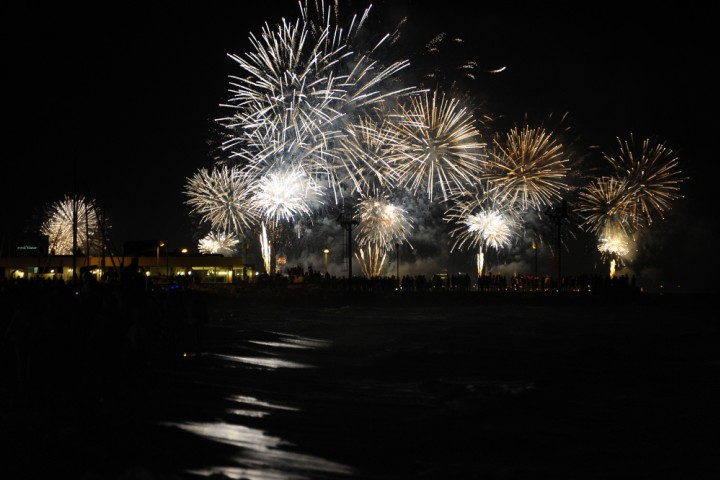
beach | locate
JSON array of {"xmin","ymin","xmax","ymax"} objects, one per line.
[{"xmin": 2, "ymin": 287, "xmax": 718, "ymax": 479}]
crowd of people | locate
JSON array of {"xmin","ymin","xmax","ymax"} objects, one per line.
[{"xmin": 0, "ymin": 259, "xmax": 208, "ymax": 409}]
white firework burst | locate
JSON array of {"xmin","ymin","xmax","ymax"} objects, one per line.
[
  {"xmin": 198, "ymin": 231, "xmax": 240, "ymax": 256},
  {"xmin": 184, "ymin": 165, "xmax": 259, "ymax": 236},
  {"xmin": 385, "ymin": 89, "xmax": 486, "ymax": 202},
  {"xmin": 251, "ymin": 164, "xmax": 323, "ymax": 224},
  {"xmin": 355, "ymin": 192, "xmax": 413, "ymax": 251},
  {"xmin": 40, "ymin": 195, "xmax": 105, "ymax": 255}
]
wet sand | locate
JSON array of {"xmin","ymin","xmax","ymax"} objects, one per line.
[{"xmin": 2, "ymin": 288, "xmax": 718, "ymax": 479}]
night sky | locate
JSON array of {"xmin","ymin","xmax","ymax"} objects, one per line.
[{"xmin": 2, "ymin": 2, "xmax": 713, "ymax": 292}]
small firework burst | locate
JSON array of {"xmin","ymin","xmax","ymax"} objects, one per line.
[
  {"xmin": 198, "ymin": 231, "xmax": 240, "ymax": 256},
  {"xmin": 355, "ymin": 192, "xmax": 413, "ymax": 251}
]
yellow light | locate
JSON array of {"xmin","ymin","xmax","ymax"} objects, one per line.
[{"xmin": 181, "ymin": 248, "xmax": 188, "ymax": 254}]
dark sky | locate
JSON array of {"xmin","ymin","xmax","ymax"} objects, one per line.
[{"xmin": 2, "ymin": 2, "xmax": 713, "ymax": 291}]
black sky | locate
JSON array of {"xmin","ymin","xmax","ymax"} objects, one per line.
[{"xmin": 2, "ymin": 2, "xmax": 714, "ymax": 291}]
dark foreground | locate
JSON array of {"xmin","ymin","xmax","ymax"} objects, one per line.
[{"xmin": 2, "ymin": 288, "xmax": 719, "ymax": 479}]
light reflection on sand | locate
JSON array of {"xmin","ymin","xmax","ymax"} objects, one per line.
[
  {"xmin": 209, "ymin": 353, "xmax": 311, "ymax": 369},
  {"xmin": 165, "ymin": 421, "xmax": 352, "ymax": 479},
  {"xmin": 230, "ymin": 395, "xmax": 299, "ymax": 411}
]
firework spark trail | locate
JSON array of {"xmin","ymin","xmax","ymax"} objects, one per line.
[
  {"xmin": 198, "ymin": 231, "xmax": 240, "ymax": 256},
  {"xmin": 260, "ymin": 222, "xmax": 271, "ymax": 274},
  {"xmin": 40, "ymin": 195, "xmax": 102, "ymax": 255},
  {"xmin": 385, "ymin": 89, "xmax": 486, "ymax": 202},
  {"xmin": 184, "ymin": 165, "xmax": 259, "ymax": 236},
  {"xmin": 355, "ymin": 244, "xmax": 387, "ymax": 278},
  {"xmin": 337, "ymin": 116, "xmax": 400, "ymax": 193},
  {"xmin": 485, "ymin": 124, "xmax": 571, "ymax": 211},
  {"xmin": 603, "ymin": 135, "xmax": 686, "ymax": 226}
]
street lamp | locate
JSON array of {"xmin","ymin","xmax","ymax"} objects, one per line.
[
  {"xmin": 157, "ymin": 241, "xmax": 165, "ymax": 275},
  {"xmin": 323, "ymin": 248, "xmax": 330, "ymax": 274}
]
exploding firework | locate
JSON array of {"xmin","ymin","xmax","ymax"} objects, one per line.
[
  {"xmin": 353, "ymin": 192, "xmax": 413, "ymax": 278},
  {"xmin": 338, "ymin": 116, "xmax": 400, "ymax": 193},
  {"xmin": 485, "ymin": 123, "xmax": 571, "ymax": 211},
  {"xmin": 220, "ymin": 0, "xmax": 416, "ymax": 204},
  {"xmin": 603, "ymin": 135, "xmax": 686, "ymax": 226},
  {"xmin": 576, "ymin": 176, "xmax": 634, "ymax": 237},
  {"xmin": 445, "ymin": 186, "xmax": 521, "ymax": 277},
  {"xmin": 597, "ymin": 224, "xmax": 632, "ymax": 258},
  {"xmin": 355, "ymin": 192, "xmax": 413, "ymax": 251},
  {"xmin": 184, "ymin": 165, "xmax": 259, "ymax": 236},
  {"xmin": 198, "ymin": 231, "xmax": 240, "ymax": 256},
  {"xmin": 445, "ymin": 189, "xmax": 521, "ymax": 254},
  {"xmin": 251, "ymin": 164, "xmax": 322, "ymax": 224},
  {"xmin": 40, "ymin": 195, "xmax": 106, "ymax": 255},
  {"xmin": 385, "ymin": 89, "xmax": 486, "ymax": 202}
]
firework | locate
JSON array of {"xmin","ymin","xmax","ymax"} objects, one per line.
[
  {"xmin": 219, "ymin": 0, "xmax": 416, "ymax": 205},
  {"xmin": 485, "ymin": 124, "xmax": 571, "ymax": 211},
  {"xmin": 576, "ymin": 176, "xmax": 634, "ymax": 236},
  {"xmin": 40, "ymin": 195, "xmax": 105, "ymax": 255},
  {"xmin": 445, "ymin": 188, "xmax": 521, "ymax": 254},
  {"xmin": 603, "ymin": 135, "xmax": 686, "ymax": 226},
  {"xmin": 184, "ymin": 165, "xmax": 259, "ymax": 236},
  {"xmin": 355, "ymin": 244, "xmax": 387, "ymax": 278},
  {"xmin": 198, "ymin": 231, "xmax": 240, "ymax": 256},
  {"xmin": 260, "ymin": 222, "xmax": 271, "ymax": 275},
  {"xmin": 251, "ymin": 164, "xmax": 322, "ymax": 224},
  {"xmin": 385, "ymin": 89, "xmax": 486, "ymax": 202},
  {"xmin": 597, "ymin": 224, "xmax": 632, "ymax": 259},
  {"xmin": 337, "ymin": 116, "xmax": 399, "ymax": 193},
  {"xmin": 355, "ymin": 192, "xmax": 413, "ymax": 251}
]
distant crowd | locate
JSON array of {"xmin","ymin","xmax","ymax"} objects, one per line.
[{"xmin": 0, "ymin": 264, "xmax": 208, "ymax": 409}]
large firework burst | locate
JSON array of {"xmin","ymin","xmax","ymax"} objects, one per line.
[
  {"xmin": 40, "ymin": 195, "xmax": 106, "ymax": 255},
  {"xmin": 485, "ymin": 124, "xmax": 571, "ymax": 211},
  {"xmin": 385, "ymin": 89, "xmax": 486, "ymax": 202},
  {"xmin": 184, "ymin": 165, "xmax": 259, "ymax": 236},
  {"xmin": 219, "ymin": 0, "xmax": 415, "ymax": 205}
]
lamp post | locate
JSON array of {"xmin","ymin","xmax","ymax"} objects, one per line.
[
  {"xmin": 336, "ymin": 203, "xmax": 359, "ymax": 279},
  {"xmin": 323, "ymin": 247, "xmax": 330, "ymax": 275},
  {"xmin": 396, "ymin": 242, "xmax": 400, "ymax": 290},
  {"xmin": 544, "ymin": 200, "xmax": 568, "ymax": 291},
  {"xmin": 157, "ymin": 241, "xmax": 165, "ymax": 277}
]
